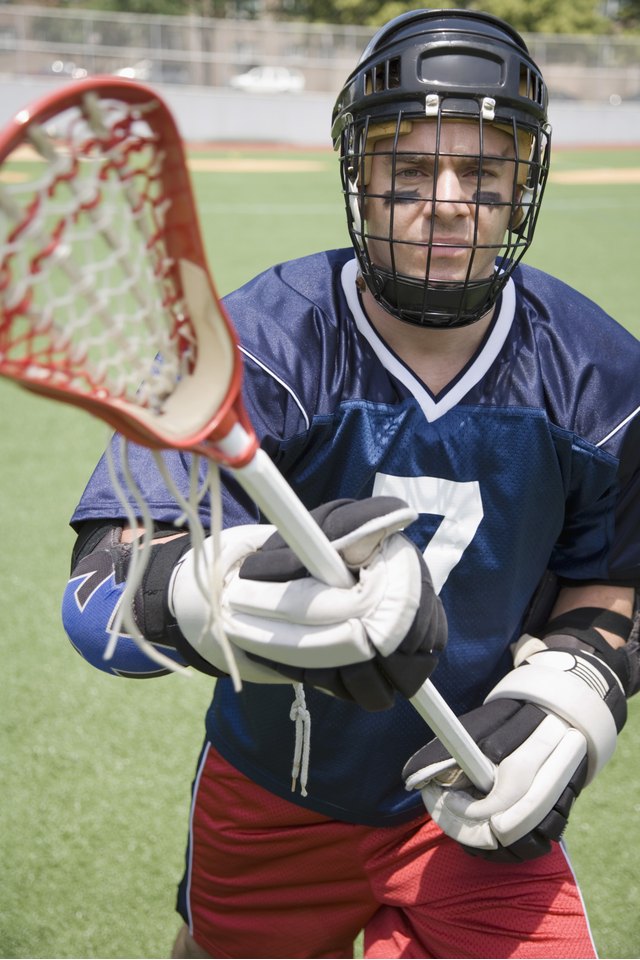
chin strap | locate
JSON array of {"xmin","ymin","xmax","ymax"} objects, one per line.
[{"xmin": 375, "ymin": 267, "xmax": 500, "ymax": 328}]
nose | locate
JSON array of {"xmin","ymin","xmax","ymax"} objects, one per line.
[{"xmin": 429, "ymin": 167, "xmax": 472, "ymax": 222}]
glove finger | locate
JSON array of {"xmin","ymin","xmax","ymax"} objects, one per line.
[
  {"xmin": 404, "ymin": 758, "xmax": 458, "ymax": 791},
  {"xmin": 461, "ymin": 835, "xmax": 552, "ymax": 864},
  {"xmin": 235, "ymin": 501, "xmax": 345, "ymax": 583},
  {"xmin": 381, "ymin": 572, "xmax": 447, "ymax": 697},
  {"xmin": 244, "ymin": 653, "xmax": 395, "ymax": 710},
  {"xmin": 238, "ymin": 497, "xmax": 415, "ymax": 582},
  {"xmin": 328, "ymin": 498, "xmax": 418, "ymax": 567},
  {"xmin": 490, "ymin": 726, "xmax": 587, "ymax": 846},
  {"xmin": 463, "ymin": 752, "xmax": 589, "ymax": 864},
  {"xmin": 402, "ymin": 699, "xmax": 524, "ymax": 780},
  {"xmin": 241, "ymin": 655, "xmax": 345, "ymax": 698},
  {"xmin": 313, "ymin": 497, "xmax": 411, "ymax": 543},
  {"xmin": 421, "ymin": 783, "xmax": 498, "ymax": 850},
  {"xmin": 380, "ymin": 647, "xmax": 443, "ymax": 699},
  {"xmin": 339, "ymin": 659, "xmax": 396, "ymax": 711},
  {"xmin": 442, "ymin": 713, "xmax": 571, "ymax": 822},
  {"xmin": 535, "ymin": 754, "xmax": 588, "ymax": 841},
  {"xmin": 237, "ymin": 499, "xmax": 355, "ymax": 582},
  {"xmin": 395, "ymin": 562, "xmax": 447, "ymax": 657},
  {"xmin": 225, "ymin": 614, "xmax": 373, "ymax": 667},
  {"xmin": 479, "ymin": 701, "xmax": 549, "ymax": 762},
  {"xmin": 462, "ymin": 757, "xmax": 588, "ymax": 863}
]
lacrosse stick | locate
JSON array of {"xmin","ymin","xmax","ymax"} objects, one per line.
[{"xmin": 0, "ymin": 78, "xmax": 494, "ymax": 793}]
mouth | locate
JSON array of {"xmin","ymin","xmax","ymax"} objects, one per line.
[
  {"xmin": 427, "ymin": 237, "xmax": 472, "ymax": 258},
  {"xmin": 413, "ymin": 240, "xmax": 476, "ymax": 283}
]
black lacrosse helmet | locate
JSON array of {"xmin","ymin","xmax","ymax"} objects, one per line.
[{"xmin": 332, "ymin": 8, "xmax": 551, "ymax": 327}]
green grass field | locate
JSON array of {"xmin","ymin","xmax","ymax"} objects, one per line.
[{"xmin": 1, "ymin": 145, "xmax": 639, "ymax": 959}]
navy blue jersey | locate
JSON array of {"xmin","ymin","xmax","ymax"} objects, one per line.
[{"xmin": 71, "ymin": 249, "xmax": 640, "ymax": 825}]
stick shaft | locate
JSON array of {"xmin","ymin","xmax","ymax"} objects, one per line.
[
  {"xmin": 410, "ymin": 684, "xmax": 496, "ymax": 792},
  {"xmin": 231, "ymin": 446, "xmax": 352, "ymax": 588}
]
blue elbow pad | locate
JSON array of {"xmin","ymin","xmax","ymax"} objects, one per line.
[{"xmin": 62, "ymin": 548, "xmax": 187, "ymax": 678}]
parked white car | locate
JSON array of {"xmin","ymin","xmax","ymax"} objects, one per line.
[
  {"xmin": 229, "ymin": 65, "xmax": 305, "ymax": 94},
  {"xmin": 115, "ymin": 59, "xmax": 152, "ymax": 80}
]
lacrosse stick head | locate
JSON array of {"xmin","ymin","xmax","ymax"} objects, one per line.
[{"xmin": 0, "ymin": 77, "xmax": 256, "ymax": 466}]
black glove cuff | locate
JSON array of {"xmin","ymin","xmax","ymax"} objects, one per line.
[
  {"xmin": 377, "ymin": 548, "xmax": 447, "ymax": 699},
  {"xmin": 543, "ymin": 607, "xmax": 633, "ymax": 642},
  {"xmin": 542, "ymin": 607, "xmax": 637, "ymax": 698},
  {"xmin": 135, "ymin": 532, "xmax": 224, "ymax": 678}
]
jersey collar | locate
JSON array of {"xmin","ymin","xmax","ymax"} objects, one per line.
[{"xmin": 341, "ymin": 257, "xmax": 516, "ymax": 423}]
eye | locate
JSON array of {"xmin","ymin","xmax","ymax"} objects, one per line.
[
  {"xmin": 396, "ymin": 165, "xmax": 424, "ymax": 180},
  {"xmin": 465, "ymin": 163, "xmax": 497, "ymax": 180}
]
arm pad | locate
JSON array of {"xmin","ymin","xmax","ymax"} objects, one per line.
[{"xmin": 62, "ymin": 523, "xmax": 221, "ymax": 678}]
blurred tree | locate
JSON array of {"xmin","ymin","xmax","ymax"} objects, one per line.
[
  {"xmin": 616, "ymin": 0, "xmax": 640, "ymax": 29},
  {"xmin": 68, "ymin": 0, "xmax": 186, "ymax": 12},
  {"xmin": 284, "ymin": 0, "xmax": 610, "ymax": 30},
  {"xmin": 467, "ymin": 0, "xmax": 610, "ymax": 33},
  {"xmin": 12, "ymin": 0, "xmax": 637, "ymax": 31},
  {"xmin": 42, "ymin": 0, "xmax": 250, "ymax": 16},
  {"xmin": 279, "ymin": 0, "xmax": 436, "ymax": 25}
]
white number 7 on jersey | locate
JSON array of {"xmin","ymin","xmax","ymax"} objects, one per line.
[{"xmin": 372, "ymin": 474, "xmax": 484, "ymax": 594}]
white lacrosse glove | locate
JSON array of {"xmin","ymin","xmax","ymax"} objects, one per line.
[
  {"xmin": 403, "ymin": 629, "xmax": 629, "ymax": 862},
  {"xmin": 169, "ymin": 497, "xmax": 447, "ymax": 710}
]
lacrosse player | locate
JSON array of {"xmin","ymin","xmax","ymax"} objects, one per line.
[{"xmin": 62, "ymin": 9, "xmax": 640, "ymax": 958}]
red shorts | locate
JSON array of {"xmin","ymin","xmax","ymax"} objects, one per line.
[{"xmin": 178, "ymin": 743, "xmax": 596, "ymax": 959}]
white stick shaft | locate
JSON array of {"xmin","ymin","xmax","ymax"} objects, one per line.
[
  {"xmin": 230, "ymin": 446, "xmax": 353, "ymax": 588},
  {"xmin": 410, "ymin": 685, "xmax": 496, "ymax": 793},
  {"xmin": 221, "ymin": 425, "xmax": 495, "ymax": 792}
]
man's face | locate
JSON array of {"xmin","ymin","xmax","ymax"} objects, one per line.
[{"xmin": 364, "ymin": 119, "xmax": 522, "ymax": 285}]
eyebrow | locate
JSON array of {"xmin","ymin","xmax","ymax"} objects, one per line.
[
  {"xmin": 382, "ymin": 151, "xmax": 514, "ymax": 166},
  {"xmin": 393, "ymin": 153, "xmax": 431, "ymax": 163},
  {"xmin": 379, "ymin": 153, "xmax": 431, "ymax": 165}
]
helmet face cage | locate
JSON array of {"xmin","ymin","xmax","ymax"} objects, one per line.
[{"xmin": 332, "ymin": 9, "xmax": 551, "ymax": 328}]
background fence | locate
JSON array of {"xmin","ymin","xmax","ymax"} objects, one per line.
[{"xmin": 1, "ymin": 4, "xmax": 639, "ymax": 145}]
